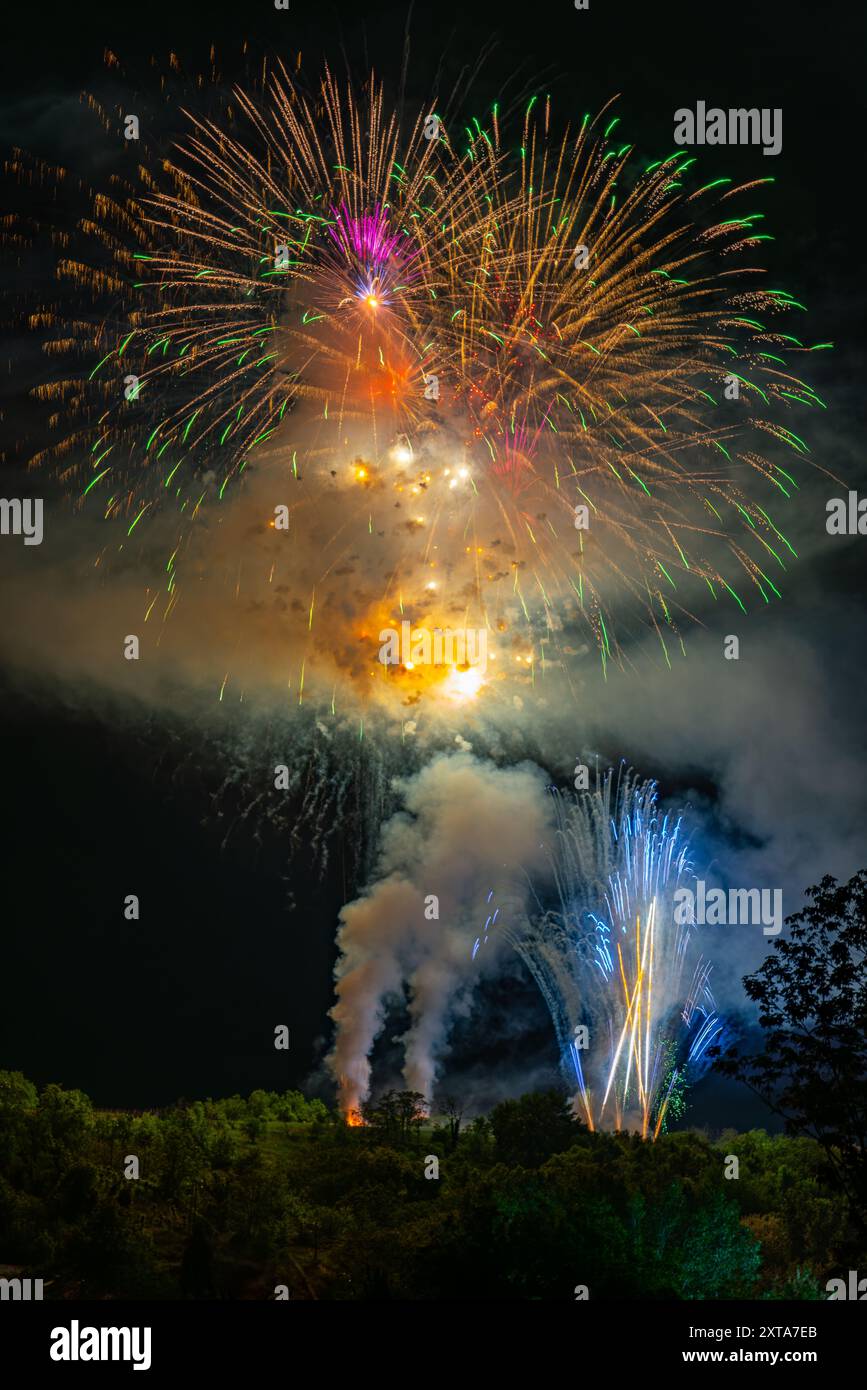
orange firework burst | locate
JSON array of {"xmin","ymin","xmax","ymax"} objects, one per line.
[{"xmin": 7, "ymin": 52, "xmax": 830, "ymax": 701}]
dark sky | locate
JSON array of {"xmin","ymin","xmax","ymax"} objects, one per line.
[{"xmin": 1, "ymin": 0, "xmax": 864, "ymax": 1126}]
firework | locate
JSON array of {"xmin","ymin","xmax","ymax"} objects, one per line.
[
  {"xmin": 8, "ymin": 53, "xmax": 828, "ymax": 711},
  {"xmin": 509, "ymin": 767, "xmax": 724, "ymax": 1137}
]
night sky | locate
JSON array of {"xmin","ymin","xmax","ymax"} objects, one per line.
[{"xmin": 1, "ymin": 0, "xmax": 864, "ymax": 1129}]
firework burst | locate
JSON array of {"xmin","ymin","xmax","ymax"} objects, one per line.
[
  {"xmin": 7, "ymin": 52, "xmax": 830, "ymax": 709},
  {"xmin": 509, "ymin": 767, "xmax": 724, "ymax": 1137}
]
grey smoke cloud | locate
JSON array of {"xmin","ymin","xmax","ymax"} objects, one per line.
[{"xmin": 327, "ymin": 752, "xmax": 555, "ymax": 1111}]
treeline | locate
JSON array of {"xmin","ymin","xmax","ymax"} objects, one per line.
[{"xmin": 0, "ymin": 1072, "xmax": 861, "ymax": 1300}]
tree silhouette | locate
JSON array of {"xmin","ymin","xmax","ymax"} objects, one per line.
[
  {"xmin": 488, "ymin": 1090, "xmax": 581, "ymax": 1167},
  {"xmin": 715, "ymin": 871, "xmax": 867, "ymax": 1225},
  {"xmin": 440, "ymin": 1096, "xmax": 463, "ymax": 1152},
  {"xmin": 360, "ymin": 1090, "xmax": 427, "ymax": 1145}
]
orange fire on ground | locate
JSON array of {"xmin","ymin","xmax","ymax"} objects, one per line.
[{"xmin": 346, "ymin": 1109, "xmax": 364, "ymax": 1127}]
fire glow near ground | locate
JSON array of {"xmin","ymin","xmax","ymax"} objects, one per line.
[{"xmin": 2, "ymin": 10, "xmax": 859, "ymax": 1140}]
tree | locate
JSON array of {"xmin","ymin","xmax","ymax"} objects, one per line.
[
  {"xmin": 489, "ymin": 1090, "xmax": 581, "ymax": 1168},
  {"xmin": 65, "ymin": 1202, "xmax": 161, "ymax": 1297},
  {"xmin": 0, "ymin": 1072, "xmax": 37, "ymax": 1175},
  {"xmin": 439, "ymin": 1096, "xmax": 463, "ymax": 1152},
  {"xmin": 394, "ymin": 1090, "xmax": 427, "ymax": 1145},
  {"xmin": 158, "ymin": 1110, "xmax": 209, "ymax": 1210},
  {"xmin": 247, "ymin": 1090, "xmax": 270, "ymax": 1119},
  {"xmin": 360, "ymin": 1090, "xmax": 427, "ymax": 1145},
  {"xmin": 179, "ymin": 1219, "xmax": 216, "ymax": 1298},
  {"xmin": 715, "ymin": 871, "xmax": 867, "ymax": 1225},
  {"xmin": 31, "ymin": 1084, "xmax": 93, "ymax": 1186}
]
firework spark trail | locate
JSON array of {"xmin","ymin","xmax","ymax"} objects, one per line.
[
  {"xmin": 508, "ymin": 767, "xmax": 723, "ymax": 1137},
  {"xmin": 7, "ymin": 52, "xmax": 831, "ymax": 712}
]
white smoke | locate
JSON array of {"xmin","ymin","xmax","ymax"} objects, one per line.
[{"xmin": 328, "ymin": 752, "xmax": 555, "ymax": 1113}]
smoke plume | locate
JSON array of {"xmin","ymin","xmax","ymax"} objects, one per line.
[{"xmin": 328, "ymin": 752, "xmax": 554, "ymax": 1113}]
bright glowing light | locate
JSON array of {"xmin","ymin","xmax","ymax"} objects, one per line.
[
  {"xmin": 443, "ymin": 665, "xmax": 484, "ymax": 701},
  {"xmin": 507, "ymin": 773, "xmax": 725, "ymax": 1138}
]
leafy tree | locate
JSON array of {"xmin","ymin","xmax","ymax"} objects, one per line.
[
  {"xmin": 244, "ymin": 1115, "xmax": 265, "ymax": 1143},
  {"xmin": 439, "ymin": 1096, "xmax": 463, "ymax": 1152},
  {"xmin": 455, "ymin": 1114, "xmax": 495, "ymax": 1165},
  {"xmin": 361, "ymin": 1090, "xmax": 427, "ymax": 1145},
  {"xmin": 31, "ymin": 1084, "xmax": 93, "ymax": 1186},
  {"xmin": 489, "ymin": 1090, "xmax": 580, "ymax": 1168},
  {"xmin": 715, "ymin": 871, "xmax": 867, "ymax": 1225},
  {"xmin": 287, "ymin": 1196, "xmax": 339, "ymax": 1263},
  {"xmin": 64, "ymin": 1202, "xmax": 162, "ymax": 1297},
  {"xmin": 0, "ymin": 1072, "xmax": 37, "ymax": 1175},
  {"xmin": 157, "ymin": 1110, "xmax": 209, "ymax": 1208},
  {"xmin": 677, "ymin": 1192, "xmax": 761, "ymax": 1299}
]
